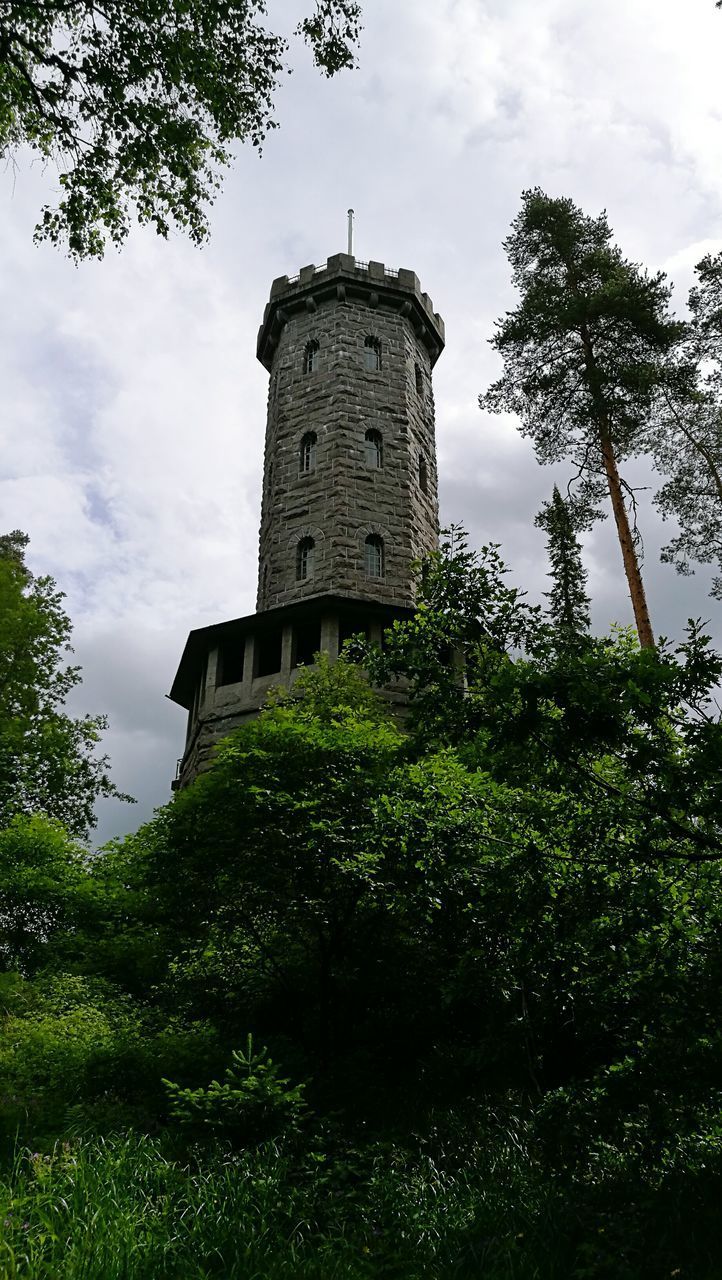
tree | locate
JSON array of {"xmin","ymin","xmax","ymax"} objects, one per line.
[
  {"xmin": 0, "ymin": 530, "xmax": 128, "ymax": 837},
  {"xmin": 688, "ymin": 251, "xmax": 722, "ymax": 371},
  {"xmin": 0, "ymin": 1, "xmax": 362, "ymax": 258},
  {"xmin": 481, "ymin": 189, "xmax": 683, "ymax": 649},
  {"xmin": 0, "ymin": 815, "xmax": 92, "ymax": 972},
  {"xmin": 650, "ymin": 388, "xmax": 722, "ymax": 599},
  {"xmin": 113, "ymin": 606, "xmax": 722, "ymax": 1131},
  {"xmin": 360, "ymin": 529, "xmax": 722, "ymax": 864},
  {"xmin": 646, "ymin": 252, "xmax": 722, "ymax": 599},
  {"xmin": 4, "ymin": 562, "xmax": 722, "ymax": 1273},
  {"xmin": 142, "ymin": 660, "xmax": 408, "ymax": 1067},
  {"xmin": 535, "ymin": 486, "xmax": 592, "ymax": 633}
]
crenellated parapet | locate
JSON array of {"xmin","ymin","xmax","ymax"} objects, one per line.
[{"xmin": 257, "ymin": 253, "xmax": 445, "ymax": 372}]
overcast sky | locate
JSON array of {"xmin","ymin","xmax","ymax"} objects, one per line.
[{"xmin": 2, "ymin": 0, "xmax": 721, "ymax": 845}]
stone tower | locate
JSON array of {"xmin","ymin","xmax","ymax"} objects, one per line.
[{"xmin": 169, "ymin": 251, "xmax": 445, "ymax": 788}]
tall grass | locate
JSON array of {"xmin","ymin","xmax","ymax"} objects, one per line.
[
  {"xmin": 0, "ymin": 1128, "xmax": 551, "ymax": 1280},
  {"xmin": 0, "ymin": 1127, "xmax": 720, "ymax": 1278}
]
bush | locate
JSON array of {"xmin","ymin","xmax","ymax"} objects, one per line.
[{"xmin": 0, "ymin": 973, "xmax": 220, "ymax": 1142}]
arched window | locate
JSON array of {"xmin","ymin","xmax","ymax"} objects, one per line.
[
  {"xmin": 419, "ymin": 453, "xmax": 429, "ymax": 494},
  {"xmin": 364, "ymin": 428, "xmax": 383, "ymax": 469},
  {"xmin": 414, "ymin": 363, "xmax": 424, "ymax": 395},
  {"xmin": 364, "ymin": 534, "xmax": 384, "ymax": 578},
  {"xmin": 299, "ymin": 432, "xmax": 317, "ymax": 473},
  {"xmin": 363, "ymin": 336, "xmax": 382, "ymax": 371},
  {"xmin": 296, "ymin": 537, "xmax": 315, "ymax": 581},
  {"xmin": 303, "ymin": 340, "xmax": 319, "ymax": 374}
]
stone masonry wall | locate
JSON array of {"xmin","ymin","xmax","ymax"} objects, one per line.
[{"xmin": 255, "ymin": 263, "xmax": 442, "ymax": 612}]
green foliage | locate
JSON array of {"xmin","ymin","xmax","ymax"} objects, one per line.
[
  {"xmin": 689, "ymin": 249, "xmax": 722, "ymax": 372},
  {"xmin": 481, "ymin": 189, "xmax": 682, "ymax": 465},
  {"xmin": 2, "ymin": 531, "xmax": 722, "ymax": 1274},
  {"xmin": 0, "ymin": 1, "xmax": 361, "ymax": 258},
  {"xmin": 164, "ymin": 1034, "xmax": 308, "ymax": 1145},
  {"xmin": 298, "ymin": 0, "xmax": 363, "ymax": 76},
  {"xmin": 480, "ymin": 189, "xmax": 683, "ymax": 646},
  {"xmin": 535, "ymin": 485, "xmax": 592, "ymax": 633},
  {"xmin": 361, "ymin": 532, "xmax": 722, "ymax": 863},
  {"xmin": 105, "ymin": 612, "xmax": 722, "ymax": 1149},
  {"xmin": 646, "ymin": 251, "xmax": 722, "ymax": 598},
  {"xmin": 652, "ymin": 388, "xmax": 722, "ymax": 598},
  {"xmin": 282, "ymin": 648, "xmax": 392, "ymax": 726},
  {"xmin": 136, "ymin": 661, "xmax": 411, "ymax": 1078},
  {"xmin": 0, "ymin": 532, "xmax": 130, "ymax": 838},
  {"xmin": 352, "ymin": 526, "xmax": 538, "ymax": 744},
  {"xmin": 0, "ymin": 972, "xmax": 220, "ymax": 1141},
  {"xmin": 4, "ymin": 549, "xmax": 719, "ymax": 1175},
  {"xmin": 1, "ymin": 1122, "xmax": 721, "ymax": 1278},
  {"xmin": 0, "ymin": 816, "xmax": 93, "ymax": 973}
]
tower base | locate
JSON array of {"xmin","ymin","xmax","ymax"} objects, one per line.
[{"xmin": 169, "ymin": 594, "xmax": 413, "ymax": 790}]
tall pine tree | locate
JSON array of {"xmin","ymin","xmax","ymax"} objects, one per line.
[
  {"xmin": 535, "ymin": 486, "xmax": 591, "ymax": 633},
  {"xmin": 481, "ymin": 190, "xmax": 683, "ymax": 649}
]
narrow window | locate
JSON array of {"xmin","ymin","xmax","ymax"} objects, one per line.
[
  {"xmin": 364, "ymin": 428, "xmax": 383, "ymax": 469},
  {"xmin": 339, "ymin": 617, "xmax": 370, "ymax": 650},
  {"xmin": 364, "ymin": 534, "xmax": 384, "ymax": 578},
  {"xmin": 419, "ymin": 453, "xmax": 429, "ymax": 494},
  {"xmin": 293, "ymin": 619, "xmax": 322, "ymax": 668},
  {"xmin": 363, "ymin": 336, "xmax": 382, "ymax": 371},
  {"xmin": 255, "ymin": 626, "xmax": 283, "ymax": 678},
  {"xmin": 300, "ymin": 432, "xmax": 317, "ymax": 473},
  {"xmin": 414, "ymin": 363, "xmax": 424, "ymax": 395},
  {"xmin": 296, "ymin": 536, "xmax": 315, "ymax": 581},
  {"xmin": 217, "ymin": 638, "xmax": 244, "ymax": 687},
  {"xmin": 191, "ymin": 656, "xmax": 208, "ymax": 724},
  {"xmin": 303, "ymin": 340, "xmax": 319, "ymax": 374}
]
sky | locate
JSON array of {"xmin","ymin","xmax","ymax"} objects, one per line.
[{"xmin": 2, "ymin": 0, "xmax": 721, "ymax": 845}]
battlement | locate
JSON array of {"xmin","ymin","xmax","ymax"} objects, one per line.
[{"xmin": 257, "ymin": 252, "xmax": 445, "ymax": 371}]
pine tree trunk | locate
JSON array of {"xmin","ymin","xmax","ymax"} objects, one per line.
[
  {"xmin": 575, "ymin": 312, "xmax": 656, "ymax": 650},
  {"xmin": 599, "ymin": 433, "xmax": 656, "ymax": 649}
]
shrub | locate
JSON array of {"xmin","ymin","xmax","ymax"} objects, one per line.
[{"xmin": 163, "ymin": 1034, "xmax": 308, "ymax": 1146}]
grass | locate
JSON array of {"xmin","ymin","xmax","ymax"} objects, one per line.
[
  {"xmin": 0, "ymin": 1125, "xmax": 720, "ymax": 1279},
  {"xmin": 0, "ymin": 1128, "xmax": 554, "ymax": 1280}
]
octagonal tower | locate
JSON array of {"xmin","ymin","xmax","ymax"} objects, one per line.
[
  {"xmin": 256, "ymin": 252, "xmax": 443, "ymax": 612},
  {"xmin": 169, "ymin": 252, "xmax": 445, "ymax": 788}
]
